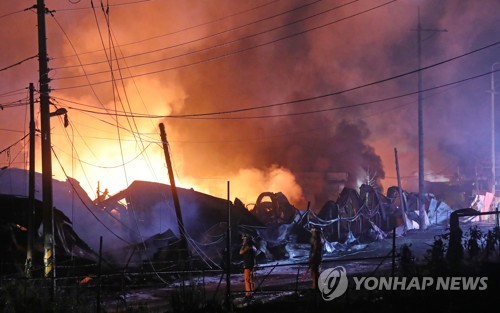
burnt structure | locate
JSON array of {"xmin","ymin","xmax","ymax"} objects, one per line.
[{"xmin": 0, "ymin": 171, "xmax": 461, "ymax": 276}]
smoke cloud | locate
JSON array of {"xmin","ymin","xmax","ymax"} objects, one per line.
[{"xmin": 1, "ymin": 0, "xmax": 499, "ymax": 218}]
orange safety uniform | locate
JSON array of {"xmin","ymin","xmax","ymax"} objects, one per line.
[{"xmin": 240, "ymin": 236, "xmax": 256, "ymax": 298}]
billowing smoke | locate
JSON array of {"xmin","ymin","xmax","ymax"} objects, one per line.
[{"xmin": 1, "ymin": 1, "xmax": 500, "ymax": 216}]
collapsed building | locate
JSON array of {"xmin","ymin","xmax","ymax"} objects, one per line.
[
  {"xmin": 0, "ymin": 194, "xmax": 99, "ymax": 277},
  {"xmin": 0, "ymin": 168, "xmax": 464, "ymax": 277}
]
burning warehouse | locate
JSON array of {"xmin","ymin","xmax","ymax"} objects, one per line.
[{"xmin": 0, "ymin": 167, "xmax": 457, "ymax": 275}]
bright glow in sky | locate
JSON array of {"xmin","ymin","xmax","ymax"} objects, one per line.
[{"xmin": 1, "ymin": 0, "xmax": 499, "ymax": 209}]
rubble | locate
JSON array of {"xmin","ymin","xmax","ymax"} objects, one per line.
[{"xmin": 0, "ymin": 168, "xmax": 494, "ymax": 276}]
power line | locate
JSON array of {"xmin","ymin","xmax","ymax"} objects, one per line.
[
  {"xmin": 159, "ymin": 41, "xmax": 500, "ymax": 119},
  {"xmin": 82, "ymin": 0, "xmax": 160, "ymax": 191},
  {"xmin": 54, "ymin": 115, "xmax": 100, "ymax": 198},
  {"xmin": 50, "ymin": 0, "xmax": 281, "ymax": 60},
  {"xmin": 51, "ymin": 125, "xmax": 158, "ymax": 143},
  {"xmin": 53, "ymin": 0, "xmax": 155, "ymax": 12},
  {"xmin": 105, "ymin": 25, "xmax": 168, "ymax": 183},
  {"xmin": 0, "ymin": 88, "xmax": 29, "ymax": 97},
  {"xmin": 0, "ymin": 55, "xmax": 38, "ymax": 72},
  {"xmin": 0, "ymin": 128, "xmax": 27, "ymax": 133},
  {"xmin": 49, "ymin": 12, "xmax": 107, "ymax": 110},
  {"xmin": 94, "ymin": 0, "xmax": 133, "ymax": 192},
  {"xmin": 49, "ymin": 99, "xmax": 159, "ymax": 142},
  {"xmin": 0, "ymin": 8, "xmax": 28, "ymax": 20},
  {"xmin": 51, "ymin": 0, "xmax": 330, "ymax": 71},
  {"xmin": 52, "ymin": 0, "xmax": 361, "ymax": 78},
  {"xmin": 6, "ymin": 137, "xmax": 29, "ymax": 170},
  {"xmin": 0, "ymin": 92, "xmax": 28, "ymax": 100},
  {"xmin": 51, "ymin": 146, "xmax": 133, "ymax": 245},
  {"xmin": 50, "ymin": 96, "xmax": 411, "ymax": 143},
  {"xmin": 47, "ymin": 11, "xmax": 145, "ymax": 198},
  {"xmin": 95, "ymin": 2, "xmax": 160, "ymax": 187},
  {"xmin": 53, "ymin": 142, "xmax": 153, "ymax": 169},
  {"xmin": 49, "ymin": 11, "xmax": 135, "ymax": 138},
  {"xmin": 0, "ymin": 133, "xmax": 29, "ymax": 155},
  {"xmin": 53, "ymin": 0, "xmax": 394, "ymax": 88},
  {"xmin": 62, "ymin": 62, "xmax": 500, "ymax": 121},
  {"xmin": 0, "ymin": 97, "xmax": 29, "ymax": 110}
]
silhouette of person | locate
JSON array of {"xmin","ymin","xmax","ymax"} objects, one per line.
[
  {"xmin": 239, "ymin": 234, "xmax": 256, "ymax": 300},
  {"xmin": 308, "ymin": 227, "xmax": 324, "ymax": 290}
]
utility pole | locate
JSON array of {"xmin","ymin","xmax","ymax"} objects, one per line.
[
  {"xmin": 415, "ymin": 8, "xmax": 446, "ymax": 230},
  {"xmin": 394, "ymin": 148, "xmax": 408, "ymax": 232},
  {"xmin": 26, "ymin": 83, "xmax": 35, "ymax": 278},
  {"xmin": 416, "ymin": 8, "xmax": 426, "ymax": 230},
  {"xmin": 226, "ymin": 181, "xmax": 232, "ymax": 311},
  {"xmin": 159, "ymin": 123, "xmax": 189, "ymax": 263},
  {"xmin": 490, "ymin": 63, "xmax": 498, "ymax": 226},
  {"xmin": 37, "ymin": 0, "xmax": 55, "ymax": 287}
]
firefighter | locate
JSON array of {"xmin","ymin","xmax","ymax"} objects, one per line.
[
  {"xmin": 239, "ymin": 234, "xmax": 256, "ymax": 301},
  {"xmin": 308, "ymin": 226, "xmax": 324, "ymax": 291}
]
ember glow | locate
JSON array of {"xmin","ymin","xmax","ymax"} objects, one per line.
[{"xmin": 1, "ymin": 0, "xmax": 499, "ymax": 210}]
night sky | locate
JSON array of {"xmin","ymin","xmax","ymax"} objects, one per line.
[{"xmin": 1, "ymin": 0, "xmax": 499, "ymax": 210}]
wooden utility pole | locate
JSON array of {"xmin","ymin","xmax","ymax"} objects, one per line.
[
  {"xmin": 37, "ymin": 0, "xmax": 56, "ymax": 286},
  {"xmin": 159, "ymin": 123, "xmax": 189, "ymax": 262},
  {"xmin": 26, "ymin": 83, "xmax": 35, "ymax": 278}
]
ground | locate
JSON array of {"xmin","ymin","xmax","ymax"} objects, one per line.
[{"xmin": 100, "ymin": 220, "xmax": 500, "ymax": 313}]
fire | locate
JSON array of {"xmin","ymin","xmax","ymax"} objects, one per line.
[
  {"xmin": 179, "ymin": 165, "xmax": 305, "ymax": 208},
  {"xmin": 47, "ymin": 71, "xmax": 305, "ymax": 206},
  {"xmin": 1, "ymin": 0, "xmax": 497, "ymax": 229},
  {"xmin": 49, "ymin": 76, "xmax": 186, "ymax": 198},
  {"xmin": 51, "ymin": 106, "xmax": 305, "ymax": 207}
]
